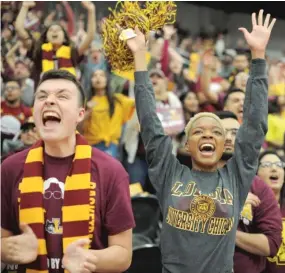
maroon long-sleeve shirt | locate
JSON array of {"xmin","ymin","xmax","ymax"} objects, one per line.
[
  {"xmin": 234, "ymin": 176, "xmax": 283, "ymax": 273},
  {"xmin": 263, "ymin": 205, "xmax": 285, "ymax": 273}
]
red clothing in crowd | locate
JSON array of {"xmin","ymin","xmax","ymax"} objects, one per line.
[
  {"xmin": 234, "ymin": 176, "xmax": 283, "ymax": 273},
  {"xmin": 1, "ymin": 101, "xmax": 32, "ymax": 124},
  {"xmin": 264, "ymin": 205, "xmax": 285, "ymax": 273}
]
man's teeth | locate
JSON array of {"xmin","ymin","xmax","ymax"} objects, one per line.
[{"xmin": 43, "ymin": 112, "xmax": 60, "ymax": 119}]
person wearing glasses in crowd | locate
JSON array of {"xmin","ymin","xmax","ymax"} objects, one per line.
[{"xmin": 257, "ymin": 151, "xmax": 285, "ymax": 273}]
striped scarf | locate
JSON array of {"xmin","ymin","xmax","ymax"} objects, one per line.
[
  {"xmin": 41, "ymin": 43, "xmax": 76, "ymax": 76},
  {"xmin": 19, "ymin": 133, "xmax": 94, "ymax": 273}
]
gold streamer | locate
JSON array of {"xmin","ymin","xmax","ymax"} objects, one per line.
[{"xmin": 102, "ymin": 1, "xmax": 177, "ymax": 71}]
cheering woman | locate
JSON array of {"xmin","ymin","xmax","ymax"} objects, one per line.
[{"xmin": 124, "ymin": 10, "xmax": 275, "ymax": 273}]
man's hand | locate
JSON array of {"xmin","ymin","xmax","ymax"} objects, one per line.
[
  {"xmin": 62, "ymin": 239, "xmax": 98, "ymax": 273},
  {"xmin": 2, "ymin": 224, "xmax": 38, "ymax": 264},
  {"xmin": 239, "ymin": 10, "xmax": 276, "ymax": 59},
  {"xmin": 81, "ymin": 1, "xmax": 95, "ymax": 12},
  {"xmin": 22, "ymin": 1, "xmax": 36, "ymax": 9},
  {"xmin": 245, "ymin": 192, "xmax": 261, "ymax": 207}
]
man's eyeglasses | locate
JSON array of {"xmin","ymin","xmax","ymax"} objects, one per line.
[
  {"xmin": 22, "ymin": 126, "xmax": 36, "ymax": 133},
  {"xmin": 259, "ymin": 161, "xmax": 285, "ymax": 169}
]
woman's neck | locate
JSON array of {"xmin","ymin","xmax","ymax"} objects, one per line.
[
  {"xmin": 52, "ymin": 43, "xmax": 62, "ymax": 50},
  {"xmin": 274, "ymin": 191, "xmax": 281, "ymax": 204},
  {"xmin": 95, "ymin": 89, "xmax": 106, "ymax": 96}
]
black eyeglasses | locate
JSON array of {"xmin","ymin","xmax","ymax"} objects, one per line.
[
  {"xmin": 21, "ymin": 124, "xmax": 36, "ymax": 133},
  {"xmin": 259, "ymin": 161, "xmax": 285, "ymax": 169}
]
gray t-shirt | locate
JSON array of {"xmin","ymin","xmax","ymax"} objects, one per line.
[{"xmin": 134, "ymin": 59, "xmax": 268, "ymax": 273}]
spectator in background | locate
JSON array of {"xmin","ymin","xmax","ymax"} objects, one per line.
[
  {"xmin": 159, "ymin": 24, "xmax": 189, "ymax": 95},
  {"xmin": 180, "ymin": 91, "xmax": 200, "ymax": 124},
  {"xmin": 44, "ymin": 2, "xmax": 75, "ymax": 36},
  {"xmin": 81, "ymin": 41, "xmax": 107, "ymax": 93},
  {"xmin": 146, "ymin": 68, "xmax": 184, "ymax": 153},
  {"xmin": 257, "ymin": 151, "xmax": 285, "ymax": 273},
  {"xmin": 216, "ymin": 111, "xmax": 282, "ymax": 273},
  {"xmin": 176, "ymin": 90, "xmax": 200, "ymax": 166},
  {"xmin": 15, "ymin": 1, "xmax": 95, "ymax": 86},
  {"xmin": 80, "ymin": 69, "xmax": 135, "ymax": 158},
  {"xmin": 228, "ymin": 53, "xmax": 250, "ymax": 86},
  {"xmin": 5, "ymin": 41, "xmax": 34, "ymax": 107},
  {"xmin": 219, "ymin": 49, "xmax": 235, "ymax": 79},
  {"xmin": 2, "ymin": 117, "xmax": 39, "ymax": 161},
  {"xmin": 1, "ymin": 24, "xmax": 15, "ymax": 57},
  {"xmin": 234, "ymin": 71, "xmax": 249, "ymax": 92},
  {"xmin": 269, "ymin": 59, "xmax": 285, "ymax": 97},
  {"xmin": 223, "ymin": 89, "xmax": 245, "ymax": 122},
  {"xmin": 198, "ymin": 50, "xmax": 231, "ymax": 111},
  {"xmin": 266, "ymin": 98, "xmax": 285, "ymax": 154},
  {"xmin": 1, "ymin": 79, "xmax": 32, "ymax": 124}
]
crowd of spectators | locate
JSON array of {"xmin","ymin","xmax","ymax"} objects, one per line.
[{"xmin": 1, "ymin": 2, "xmax": 284, "ymax": 273}]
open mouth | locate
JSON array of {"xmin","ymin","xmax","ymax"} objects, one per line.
[
  {"xmin": 199, "ymin": 143, "xmax": 215, "ymax": 156},
  {"xmin": 269, "ymin": 174, "xmax": 279, "ymax": 183},
  {"xmin": 52, "ymin": 34, "xmax": 58, "ymax": 39},
  {"xmin": 42, "ymin": 111, "xmax": 61, "ymax": 127}
]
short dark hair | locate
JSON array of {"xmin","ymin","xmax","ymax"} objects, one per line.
[
  {"xmin": 215, "ymin": 111, "xmax": 238, "ymax": 121},
  {"xmin": 37, "ymin": 70, "xmax": 86, "ymax": 107},
  {"xmin": 4, "ymin": 78, "xmax": 21, "ymax": 88},
  {"xmin": 223, "ymin": 88, "xmax": 244, "ymax": 106}
]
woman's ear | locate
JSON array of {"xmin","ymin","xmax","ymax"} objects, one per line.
[{"xmin": 185, "ymin": 141, "xmax": 189, "ymax": 152}]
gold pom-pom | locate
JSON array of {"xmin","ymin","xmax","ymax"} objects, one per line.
[{"xmin": 102, "ymin": 1, "xmax": 177, "ymax": 71}]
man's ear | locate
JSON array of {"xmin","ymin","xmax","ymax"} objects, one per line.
[{"xmin": 77, "ymin": 107, "xmax": 85, "ymax": 124}]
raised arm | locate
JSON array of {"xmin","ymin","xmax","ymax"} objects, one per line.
[
  {"xmin": 15, "ymin": 1, "xmax": 35, "ymax": 40},
  {"xmin": 227, "ymin": 10, "xmax": 276, "ymax": 205},
  {"xmin": 5, "ymin": 41, "xmax": 21, "ymax": 71},
  {"xmin": 125, "ymin": 27, "xmax": 182, "ymax": 196},
  {"xmin": 62, "ymin": 1, "xmax": 75, "ymax": 36},
  {"xmin": 78, "ymin": 1, "xmax": 96, "ymax": 56},
  {"xmin": 200, "ymin": 53, "xmax": 219, "ymax": 104}
]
